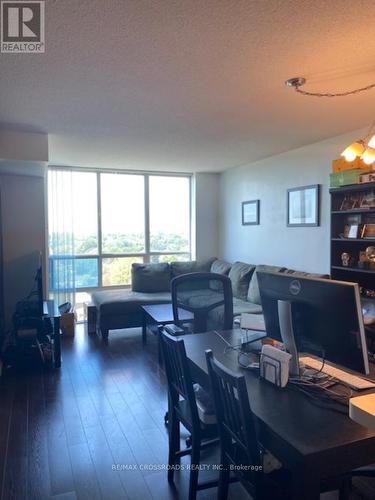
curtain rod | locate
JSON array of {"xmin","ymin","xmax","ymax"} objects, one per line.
[{"xmin": 48, "ymin": 165, "xmax": 193, "ymax": 177}]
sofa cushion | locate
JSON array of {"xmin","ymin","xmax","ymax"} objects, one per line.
[
  {"xmin": 209, "ymin": 259, "xmax": 232, "ymax": 291},
  {"xmin": 132, "ymin": 263, "xmax": 171, "ymax": 292},
  {"xmin": 170, "ymin": 258, "xmax": 216, "ymax": 278},
  {"xmin": 187, "ymin": 289, "xmax": 224, "ymax": 309},
  {"xmin": 228, "ymin": 262, "xmax": 256, "ymax": 300},
  {"xmin": 92, "ymin": 289, "xmax": 171, "ymax": 316},
  {"xmin": 210, "ymin": 259, "xmax": 232, "ymax": 276},
  {"xmin": 233, "ymin": 298, "xmax": 263, "ymax": 316},
  {"xmin": 247, "ymin": 265, "xmax": 286, "ymax": 305}
]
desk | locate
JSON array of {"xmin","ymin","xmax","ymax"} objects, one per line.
[{"xmin": 183, "ymin": 329, "xmax": 375, "ymax": 500}]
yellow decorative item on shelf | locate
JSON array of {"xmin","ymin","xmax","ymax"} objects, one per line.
[{"xmin": 331, "ymin": 157, "xmax": 372, "ymax": 173}]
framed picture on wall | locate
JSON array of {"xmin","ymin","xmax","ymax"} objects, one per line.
[
  {"xmin": 242, "ymin": 200, "xmax": 260, "ymax": 225},
  {"xmin": 287, "ymin": 184, "xmax": 320, "ymax": 227}
]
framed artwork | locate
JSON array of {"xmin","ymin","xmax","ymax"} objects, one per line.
[
  {"xmin": 362, "ymin": 224, "xmax": 375, "ymax": 239},
  {"xmin": 340, "ymin": 197, "xmax": 356, "ymax": 211},
  {"xmin": 347, "ymin": 224, "xmax": 359, "ymax": 239},
  {"xmin": 287, "ymin": 184, "xmax": 319, "ymax": 227},
  {"xmin": 360, "ymin": 192, "xmax": 375, "ymax": 209},
  {"xmin": 242, "ymin": 200, "xmax": 260, "ymax": 225}
]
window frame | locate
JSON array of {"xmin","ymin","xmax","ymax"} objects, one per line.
[{"xmin": 47, "ymin": 167, "xmax": 192, "ymax": 293}]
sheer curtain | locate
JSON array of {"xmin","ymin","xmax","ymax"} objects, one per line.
[{"xmin": 48, "ymin": 169, "xmax": 76, "ymax": 308}]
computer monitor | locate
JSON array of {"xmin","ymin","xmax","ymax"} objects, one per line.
[{"xmin": 257, "ymin": 272, "xmax": 369, "ymax": 375}]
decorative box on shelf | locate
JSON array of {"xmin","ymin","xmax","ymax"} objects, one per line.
[
  {"xmin": 331, "ymin": 157, "xmax": 372, "ymax": 173},
  {"xmin": 359, "ymin": 172, "xmax": 375, "ymax": 184},
  {"xmin": 330, "ymin": 169, "xmax": 371, "ymax": 188}
]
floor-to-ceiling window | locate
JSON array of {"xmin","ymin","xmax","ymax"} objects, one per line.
[{"xmin": 48, "ymin": 168, "xmax": 192, "ymax": 318}]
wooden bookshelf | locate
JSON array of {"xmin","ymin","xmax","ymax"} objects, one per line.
[
  {"xmin": 330, "ymin": 181, "xmax": 375, "ymax": 291},
  {"xmin": 331, "ymin": 265, "xmax": 375, "ymax": 275},
  {"xmin": 332, "ymin": 208, "xmax": 375, "ymax": 215}
]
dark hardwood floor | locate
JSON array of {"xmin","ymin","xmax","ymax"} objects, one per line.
[{"xmin": 0, "ymin": 325, "xmax": 374, "ymax": 500}]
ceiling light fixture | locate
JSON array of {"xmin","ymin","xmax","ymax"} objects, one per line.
[
  {"xmin": 341, "ymin": 123, "xmax": 375, "ymax": 164},
  {"xmin": 341, "ymin": 140, "xmax": 366, "ymax": 162},
  {"xmin": 285, "ymin": 76, "xmax": 375, "ymax": 98},
  {"xmin": 285, "ymin": 76, "xmax": 375, "ymax": 164}
]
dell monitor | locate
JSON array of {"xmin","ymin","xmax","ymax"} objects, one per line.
[{"xmin": 257, "ymin": 272, "xmax": 369, "ymax": 375}]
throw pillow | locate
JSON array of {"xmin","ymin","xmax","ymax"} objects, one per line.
[
  {"xmin": 228, "ymin": 262, "xmax": 256, "ymax": 300},
  {"xmin": 210, "ymin": 259, "xmax": 232, "ymax": 275},
  {"xmin": 247, "ymin": 265, "xmax": 286, "ymax": 305},
  {"xmin": 132, "ymin": 263, "xmax": 171, "ymax": 292},
  {"xmin": 170, "ymin": 258, "xmax": 216, "ymax": 278}
]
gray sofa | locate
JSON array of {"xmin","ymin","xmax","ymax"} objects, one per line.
[{"xmin": 91, "ymin": 258, "xmax": 328, "ymax": 339}]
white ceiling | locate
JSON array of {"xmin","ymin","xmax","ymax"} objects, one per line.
[{"xmin": 1, "ymin": 0, "xmax": 375, "ymax": 172}]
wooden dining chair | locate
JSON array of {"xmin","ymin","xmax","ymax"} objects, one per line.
[
  {"xmin": 205, "ymin": 348, "xmax": 295, "ymax": 500},
  {"xmin": 205, "ymin": 349, "xmax": 354, "ymax": 500},
  {"xmin": 160, "ymin": 331, "xmax": 219, "ymax": 500}
]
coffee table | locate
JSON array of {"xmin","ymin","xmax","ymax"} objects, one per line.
[{"xmin": 141, "ymin": 303, "xmax": 193, "ymax": 361}]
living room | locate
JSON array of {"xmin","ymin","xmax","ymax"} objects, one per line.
[{"xmin": 1, "ymin": 1, "xmax": 375, "ymax": 499}]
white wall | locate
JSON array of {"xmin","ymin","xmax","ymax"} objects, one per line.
[
  {"xmin": 219, "ymin": 128, "xmax": 367, "ymax": 274},
  {"xmin": 0, "ymin": 129, "xmax": 48, "ymax": 326},
  {"xmin": 0, "ymin": 130, "xmax": 48, "ymax": 163},
  {"xmin": 194, "ymin": 173, "xmax": 219, "ymax": 260},
  {"xmin": 0, "ymin": 173, "xmax": 46, "ymax": 326}
]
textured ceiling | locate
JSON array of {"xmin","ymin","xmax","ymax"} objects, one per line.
[{"xmin": 1, "ymin": 0, "xmax": 375, "ymax": 172}]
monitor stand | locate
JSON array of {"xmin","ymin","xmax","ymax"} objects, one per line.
[
  {"xmin": 277, "ymin": 300, "xmax": 329, "ymax": 381},
  {"xmin": 277, "ymin": 300, "xmax": 300, "ymax": 377}
]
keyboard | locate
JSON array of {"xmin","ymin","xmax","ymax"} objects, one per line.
[{"xmin": 300, "ymin": 356, "xmax": 375, "ymax": 390}]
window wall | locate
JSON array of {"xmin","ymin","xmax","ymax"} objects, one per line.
[{"xmin": 48, "ymin": 169, "xmax": 192, "ymax": 316}]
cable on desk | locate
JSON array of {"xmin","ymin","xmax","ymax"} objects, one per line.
[
  {"xmin": 314, "ymin": 351, "xmax": 326, "ymax": 374},
  {"xmin": 214, "ymin": 331, "xmax": 352, "ymax": 411},
  {"xmin": 288, "ymin": 376, "xmax": 352, "ymax": 415},
  {"xmin": 213, "ymin": 330, "xmax": 248, "ymax": 355},
  {"xmin": 288, "ymin": 383, "xmax": 349, "ymax": 415},
  {"xmin": 213, "ymin": 330, "xmax": 260, "ymax": 369},
  {"xmin": 291, "ymin": 377, "xmax": 352, "ymax": 401},
  {"xmin": 213, "ymin": 330, "xmax": 233, "ymax": 347}
]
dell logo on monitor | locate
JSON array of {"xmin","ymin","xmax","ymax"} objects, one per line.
[{"xmin": 289, "ymin": 280, "xmax": 302, "ymax": 296}]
